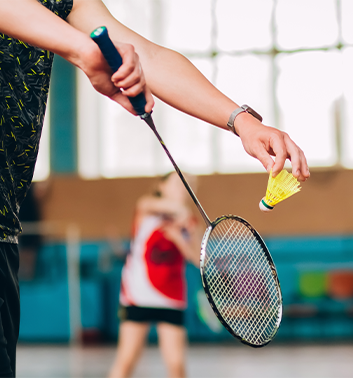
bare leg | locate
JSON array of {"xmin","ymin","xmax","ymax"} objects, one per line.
[
  {"xmin": 157, "ymin": 322, "xmax": 187, "ymax": 378},
  {"xmin": 18, "ymin": 248, "xmax": 37, "ymax": 280},
  {"xmin": 108, "ymin": 321, "xmax": 150, "ymax": 378}
]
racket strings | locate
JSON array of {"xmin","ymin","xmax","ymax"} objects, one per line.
[
  {"xmin": 204, "ymin": 219, "xmax": 280, "ymax": 345},
  {"xmin": 208, "ymin": 224, "xmax": 272, "ymax": 310},
  {"xmin": 208, "ymin": 236, "xmax": 276, "ymax": 346},
  {"xmin": 206, "ymin": 244, "xmax": 277, "ymax": 343},
  {"xmin": 208, "ymin": 230, "xmax": 278, "ymax": 344},
  {"xmin": 209, "ymin": 227, "xmax": 276, "ymax": 334}
]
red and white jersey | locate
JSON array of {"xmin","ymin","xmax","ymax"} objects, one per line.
[{"xmin": 120, "ymin": 215, "xmax": 186, "ymax": 309}]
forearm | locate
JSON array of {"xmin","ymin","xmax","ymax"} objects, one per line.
[
  {"xmin": 167, "ymin": 230, "xmax": 200, "ymax": 267},
  {"xmin": 180, "ymin": 243, "xmax": 200, "ymax": 267},
  {"xmin": 143, "ymin": 47, "xmax": 239, "ymax": 131}
]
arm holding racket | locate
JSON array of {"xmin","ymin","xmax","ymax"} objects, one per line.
[
  {"xmin": 0, "ymin": 0, "xmax": 308, "ymax": 180},
  {"xmin": 68, "ymin": 0, "xmax": 309, "ymax": 181},
  {"xmin": 0, "ymin": 0, "xmax": 153, "ymax": 116}
]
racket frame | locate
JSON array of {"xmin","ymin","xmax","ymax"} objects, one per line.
[{"xmin": 200, "ymin": 214, "xmax": 283, "ymax": 348}]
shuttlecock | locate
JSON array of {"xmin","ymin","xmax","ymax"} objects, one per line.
[{"xmin": 259, "ymin": 169, "xmax": 301, "ymax": 212}]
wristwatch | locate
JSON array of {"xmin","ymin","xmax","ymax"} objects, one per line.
[{"xmin": 227, "ymin": 105, "xmax": 263, "ymax": 136}]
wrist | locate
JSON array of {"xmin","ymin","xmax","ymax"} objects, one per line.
[
  {"xmin": 227, "ymin": 104, "xmax": 262, "ymax": 136},
  {"xmin": 67, "ymin": 34, "xmax": 99, "ymax": 70},
  {"xmin": 233, "ymin": 112, "xmax": 257, "ymax": 136}
]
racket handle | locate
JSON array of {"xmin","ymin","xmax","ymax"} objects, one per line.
[{"xmin": 90, "ymin": 26, "xmax": 147, "ymax": 116}]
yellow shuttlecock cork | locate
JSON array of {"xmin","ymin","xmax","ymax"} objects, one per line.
[{"xmin": 259, "ymin": 169, "xmax": 301, "ymax": 212}]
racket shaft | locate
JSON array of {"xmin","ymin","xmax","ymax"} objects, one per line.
[
  {"xmin": 143, "ymin": 115, "xmax": 211, "ymax": 226},
  {"xmin": 91, "ymin": 26, "xmax": 211, "ymax": 227}
]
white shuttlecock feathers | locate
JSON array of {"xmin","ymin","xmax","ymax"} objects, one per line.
[{"xmin": 259, "ymin": 169, "xmax": 301, "ymax": 212}]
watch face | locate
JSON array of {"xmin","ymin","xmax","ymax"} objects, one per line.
[{"xmin": 243, "ymin": 105, "xmax": 263, "ymax": 122}]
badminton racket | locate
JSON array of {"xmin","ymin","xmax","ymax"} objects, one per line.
[{"xmin": 91, "ymin": 26, "xmax": 283, "ymax": 347}]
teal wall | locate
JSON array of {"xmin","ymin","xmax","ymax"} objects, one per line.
[
  {"xmin": 49, "ymin": 56, "xmax": 77, "ymax": 174},
  {"xmin": 18, "ymin": 236, "xmax": 353, "ymax": 343}
]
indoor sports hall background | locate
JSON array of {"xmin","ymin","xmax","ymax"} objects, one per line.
[{"xmin": 17, "ymin": 0, "xmax": 353, "ymax": 377}]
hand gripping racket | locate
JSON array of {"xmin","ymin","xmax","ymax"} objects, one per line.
[{"xmin": 91, "ymin": 26, "xmax": 283, "ymax": 347}]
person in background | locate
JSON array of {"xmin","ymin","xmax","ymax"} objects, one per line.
[{"xmin": 109, "ymin": 172, "xmax": 201, "ymax": 378}]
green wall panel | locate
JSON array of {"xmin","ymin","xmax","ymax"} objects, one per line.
[{"xmin": 50, "ymin": 56, "xmax": 77, "ymax": 174}]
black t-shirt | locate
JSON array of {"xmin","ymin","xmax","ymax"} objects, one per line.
[{"xmin": 0, "ymin": 0, "xmax": 73, "ymax": 242}]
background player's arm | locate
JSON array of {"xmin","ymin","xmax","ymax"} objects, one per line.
[
  {"xmin": 162, "ymin": 221, "xmax": 201, "ymax": 267},
  {"xmin": 134, "ymin": 195, "xmax": 200, "ymax": 265}
]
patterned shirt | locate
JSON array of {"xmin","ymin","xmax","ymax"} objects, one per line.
[{"xmin": 0, "ymin": 0, "xmax": 73, "ymax": 242}]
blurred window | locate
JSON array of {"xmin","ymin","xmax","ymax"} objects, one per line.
[
  {"xmin": 78, "ymin": 0, "xmax": 353, "ymax": 179},
  {"xmin": 33, "ymin": 102, "xmax": 50, "ymax": 182}
]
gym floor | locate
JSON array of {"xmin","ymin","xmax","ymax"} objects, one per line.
[{"xmin": 17, "ymin": 343, "xmax": 353, "ymax": 378}]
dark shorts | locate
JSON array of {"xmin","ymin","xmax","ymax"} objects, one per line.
[
  {"xmin": 119, "ymin": 306, "xmax": 184, "ymax": 326},
  {"xmin": 0, "ymin": 243, "xmax": 20, "ymax": 377}
]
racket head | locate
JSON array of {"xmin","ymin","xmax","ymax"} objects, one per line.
[{"xmin": 200, "ymin": 215, "xmax": 282, "ymax": 347}]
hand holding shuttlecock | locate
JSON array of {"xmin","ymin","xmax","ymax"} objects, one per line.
[{"xmin": 259, "ymin": 169, "xmax": 301, "ymax": 212}]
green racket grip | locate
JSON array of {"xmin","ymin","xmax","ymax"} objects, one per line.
[{"xmin": 90, "ymin": 26, "xmax": 148, "ymax": 116}]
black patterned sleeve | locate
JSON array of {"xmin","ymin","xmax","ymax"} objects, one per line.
[{"xmin": 38, "ymin": 0, "xmax": 73, "ymax": 20}]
